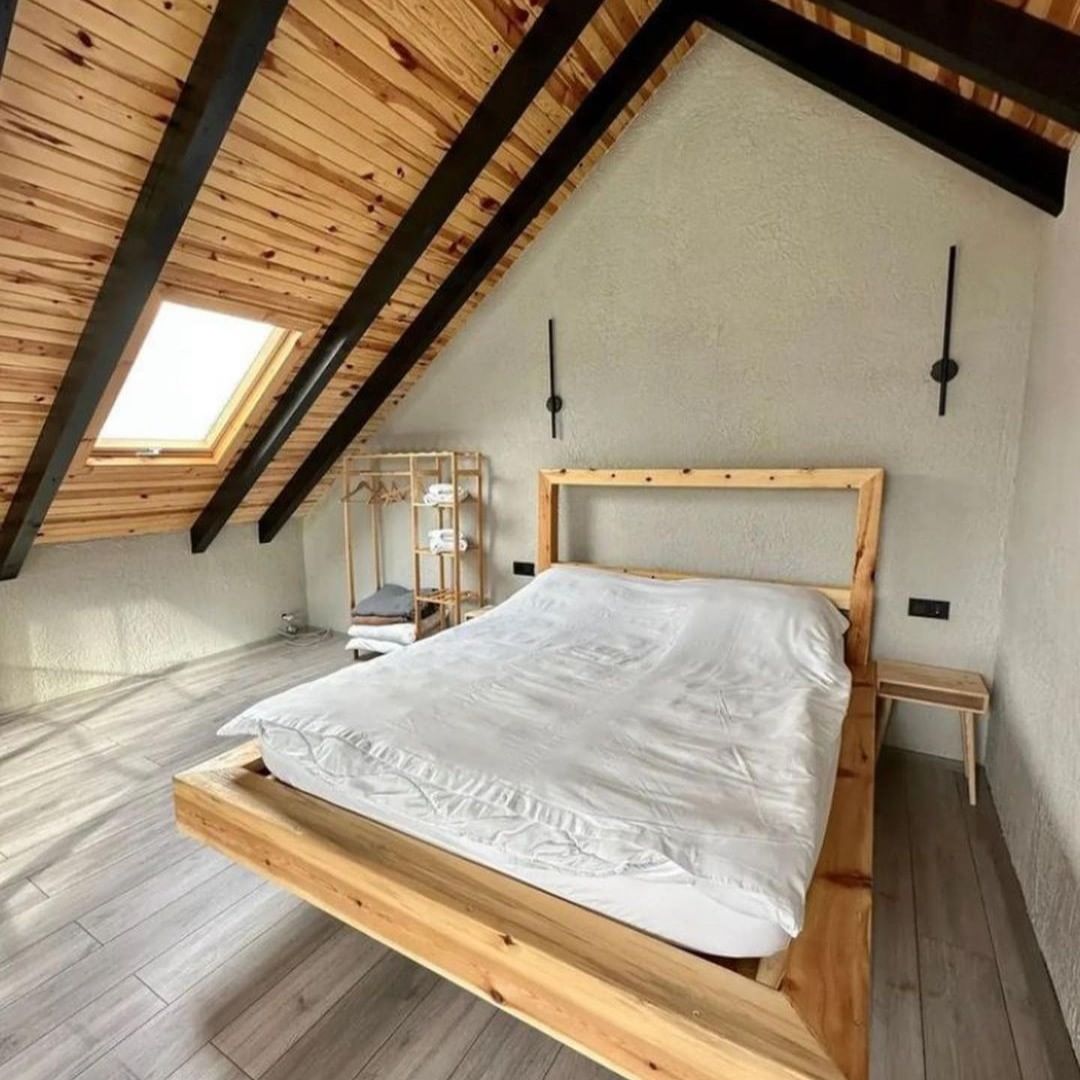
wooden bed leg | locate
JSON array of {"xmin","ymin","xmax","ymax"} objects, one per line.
[{"xmin": 755, "ymin": 946, "xmax": 790, "ymax": 990}]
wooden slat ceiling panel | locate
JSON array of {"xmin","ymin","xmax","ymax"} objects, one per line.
[
  {"xmin": 0, "ymin": 0, "xmax": 698, "ymax": 543},
  {"xmin": 0, "ymin": 0, "xmax": 1074, "ymax": 545}
]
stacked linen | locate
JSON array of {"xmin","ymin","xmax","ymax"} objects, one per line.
[
  {"xmin": 428, "ymin": 528, "xmax": 468, "ymax": 554},
  {"xmin": 422, "ymin": 482, "xmax": 469, "ymax": 506},
  {"xmin": 347, "ymin": 583, "xmax": 430, "ymax": 654}
]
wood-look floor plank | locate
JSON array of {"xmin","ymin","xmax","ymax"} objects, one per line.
[
  {"xmin": 919, "ymin": 936, "xmax": 1022, "ymax": 1080},
  {"xmin": 447, "ymin": 1009, "xmax": 561, "ymax": 1080},
  {"xmin": 905, "ymin": 755, "xmax": 995, "ymax": 957},
  {"xmin": 0, "ymin": 789, "xmax": 172, "ymax": 893},
  {"xmin": 136, "ymin": 881, "xmax": 299, "ymax": 1002},
  {"xmin": 0, "ymin": 977, "xmax": 163, "ymax": 1080},
  {"xmin": 75, "ymin": 846, "xmax": 228, "ymax": 944},
  {"xmin": 260, "ymin": 952, "xmax": 438, "ymax": 1080},
  {"xmin": 959, "ymin": 773, "xmax": 1080, "ymax": 1080},
  {"xmin": 543, "ymin": 1046, "xmax": 620, "ymax": 1080},
  {"xmin": 30, "ymin": 815, "xmax": 189, "ymax": 897},
  {"xmin": 213, "ymin": 924, "xmax": 386, "ymax": 1077},
  {"xmin": 350, "ymin": 976, "xmax": 495, "ymax": 1080},
  {"xmin": 872, "ymin": 751, "xmax": 925, "ymax": 1080},
  {"xmin": 166, "ymin": 1044, "xmax": 247, "ymax": 1080},
  {"xmin": 111, "ymin": 902, "xmax": 338, "ymax": 1080},
  {"xmin": 0, "ymin": 922, "xmax": 99, "ymax": 1010},
  {"xmin": 0, "ymin": 864, "xmax": 260, "ymax": 1067}
]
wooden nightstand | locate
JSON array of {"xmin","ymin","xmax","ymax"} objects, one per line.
[{"xmin": 876, "ymin": 660, "xmax": 990, "ymax": 805}]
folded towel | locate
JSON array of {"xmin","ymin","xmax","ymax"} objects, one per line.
[
  {"xmin": 346, "ymin": 621, "xmax": 417, "ymax": 646},
  {"xmin": 345, "ymin": 636, "xmax": 408, "ymax": 655},
  {"xmin": 427, "ymin": 528, "xmax": 463, "ymax": 541},
  {"xmin": 430, "ymin": 537, "xmax": 468, "ymax": 554},
  {"xmin": 422, "ymin": 485, "xmax": 469, "ymax": 506}
]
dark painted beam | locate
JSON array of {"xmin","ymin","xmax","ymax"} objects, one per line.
[
  {"xmin": 0, "ymin": 1, "xmax": 15, "ymax": 79},
  {"xmin": 190, "ymin": 0, "xmax": 608, "ymax": 554},
  {"xmin": 784, "ymin": 0, "xmax": 1080, "ymax": 133},
  {"xmin": 0, "ymin": 0, "xmax": 288, "ymax": 580},
  {"xmin": 695, "ymin": 0, "xmax": 1068, "ymax": 215},
  {"xmin": 258, "ymin": 0, "xmax": 696, "ymax": 543}
]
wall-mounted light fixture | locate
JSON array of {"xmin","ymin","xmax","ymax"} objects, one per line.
[{"xmin": 930, "ymin": 244, "xmax": 960, "ymax": 416}]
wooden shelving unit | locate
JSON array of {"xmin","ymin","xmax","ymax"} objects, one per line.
[{"xmin": 342, "ymin": 450, "xmax": 485, "ymax": 638}]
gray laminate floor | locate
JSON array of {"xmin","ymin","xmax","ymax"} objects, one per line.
[{"xmin": 0, "ymin": 637, "xmax": 1075, "ymax": 1079}]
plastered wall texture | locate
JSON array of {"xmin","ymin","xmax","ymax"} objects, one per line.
[
  {"xmin": 0, "ymin": 521, "xmax": 307, "ymax": 713},
  {"xmin": 304, "ymin": 35, "xmax": 1043, "ymax": 763},
  {"xmin": 990, "ymin": 161, "xmax": 1080, "ymax": 1054}
]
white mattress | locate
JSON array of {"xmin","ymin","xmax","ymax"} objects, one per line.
[{"xmin": 220, "ymin": 566, "xmax": 852, "ymax": 957}]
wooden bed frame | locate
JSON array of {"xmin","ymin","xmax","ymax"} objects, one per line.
[{"xmin": 175, "ymin": 466, "xmax": 883, "ymax": 1080}]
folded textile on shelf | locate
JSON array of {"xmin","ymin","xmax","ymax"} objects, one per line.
[
  {"xmin": 352, "ymin": 583, "xmax": 414, "ymax": 619},
  {"xmin": 346, "ymin": 621, "xmax": 417, "ymax": 647},
  {"xmin": 422, "ymin": 483, "xmax": 469, "ymax": 506},
  {"xmin": 430, "ymin": 539, "xmax": 468, "ymax": 554},
  {"xmin": 428, "ymin": 527, "xmax": 469, "ymax": 554},
  {"xmin": 351, "ymin": 613, "xmax": 409, "ymax": 626},
  {"xmin": 345, "ymin": 636, "xmax": 408, "ymax": 655}
]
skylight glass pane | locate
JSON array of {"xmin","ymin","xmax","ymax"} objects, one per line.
[{"xmin": 98, "ymin": 302, "xmax": 277, "ymax": 445}]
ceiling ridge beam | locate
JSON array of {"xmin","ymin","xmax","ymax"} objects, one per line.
[
  {"xmin": 189, "ymin": 0, "xmax": 610, "ymax": 554},
  {"xmin": 696, "ymin": 0, "xmax": 1068, "ymax": 215},
  {"xmin": 257, "ymin": 0, "xmax": 698, "ymax": 544},
  {"xmin": 0, "ymin": 0, "xmax": 290, "ymax": 581},
  {"xmin": 776, "ymin": 0, "xmax": 1080, "ymax": 133}
]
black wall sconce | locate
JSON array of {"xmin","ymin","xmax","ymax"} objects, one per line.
[
  {"xmin": 930, "ymin": 244, "xmax": 960, "ymax": 416},
  {"xmin": 546, "ymin": 316, "xmax": 563, "ymax": 439}
]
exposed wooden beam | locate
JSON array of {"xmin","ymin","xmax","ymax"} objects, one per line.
[
  {"xmin": 258, "ymin": 0, "xmax": 697, "ymax": 544},
  {"xmin": 787, "ymin": 0, "xmax": 1080, "ymax": 133},
  {"xmin": 695, "ymin": 0, "xmax": 1068, "ymax": 214},
  {"xmin": 0, "ymin": 1, "xmax": 15, "ymax": 79},
  {"xmin": 0, "ymin": 0, "xmax": 289, "ymax": 581},
  {"xmin": 189, "ymin": 0, "xmax": 608, "ymax": 554}
]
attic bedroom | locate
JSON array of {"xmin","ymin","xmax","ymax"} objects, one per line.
[{"xmin": 0, "ymin": 2, "xmax": 1078, "ymax": 1078}]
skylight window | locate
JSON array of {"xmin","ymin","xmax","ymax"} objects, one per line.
[
  {"xmin": 98, "ymin": 302, "xmax": 279, "ymax": 447},
  {"xmin": 92, "ymin": 299, "xmax": 300, "ymax": 466}
]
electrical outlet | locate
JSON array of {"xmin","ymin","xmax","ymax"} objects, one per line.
[
  {"xmin": 908, "ymin": 597, "xmax": 950, "ymax": 620},
  {"xmin": 513, "ymin": 560, "xmax": 536, "ymax": 577}
]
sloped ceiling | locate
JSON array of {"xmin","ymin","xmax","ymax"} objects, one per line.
[{"xmin": 0, "ymin": 0, "xmax": 1075, "ymax": 549}]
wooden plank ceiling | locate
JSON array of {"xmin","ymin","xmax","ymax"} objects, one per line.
[{"xmin": 0, "ymin": 0, "xmax": 1075, "ymax": 548}]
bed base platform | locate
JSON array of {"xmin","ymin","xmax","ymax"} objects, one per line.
[{"xmin": 174, "ymin": 667, "xmax": 873, "ymax": 1080}]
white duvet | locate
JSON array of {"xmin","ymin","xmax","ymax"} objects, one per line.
[{"xmin": 220, "ymin": 566, "xmax": 852, "ymax": 943}]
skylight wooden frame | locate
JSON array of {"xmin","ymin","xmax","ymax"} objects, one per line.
[
  {"xmin": 175, "ymin": 464, "xmax": 882, "ymax": 1080},
  {"xmin": 86, "ymin": 293, "xmax": 302, "ymax": 470}
]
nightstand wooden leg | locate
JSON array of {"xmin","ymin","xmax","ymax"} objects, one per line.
[
  {"xmin": 960, "ymin": 711, "xmax": 977, "ymax": 806},
  {"xmin": 876, "ymin": 697, "xmax": 895, "ymax": 761}
]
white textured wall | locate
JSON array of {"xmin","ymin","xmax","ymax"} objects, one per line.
[
  {"xmin": 304, "ymin": 36, "xmax": 1045, "ymax": 760},
  {"xmin": 0, "ymin": 522, "xmax": 307, "ymax": 713},
  {"xmin": 989, "ymin": 166, "xmax": 1080, "ymax": 1052}
]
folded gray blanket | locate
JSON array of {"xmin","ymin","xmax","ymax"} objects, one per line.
[
  {"xmin": 352, "ymin": 583, "xmax": 414, "ymax": 618},
  {"xmin": 352, "ymin": 584, "xmax": 437, "ymax": 621}
]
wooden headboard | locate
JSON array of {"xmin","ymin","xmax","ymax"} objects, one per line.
[{"xmin": 537, "ymin": 467, "xmax": 884, "ymax": 668}]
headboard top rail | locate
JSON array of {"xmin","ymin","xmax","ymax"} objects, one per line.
[{"xmin": 537, "ymin": 467, "xmax": 884, "ymax": 668}]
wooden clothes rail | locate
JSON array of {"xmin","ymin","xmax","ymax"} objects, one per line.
[{"xmin": 342, "ymin": 451, "xmax": 486, "ymax": 634}]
